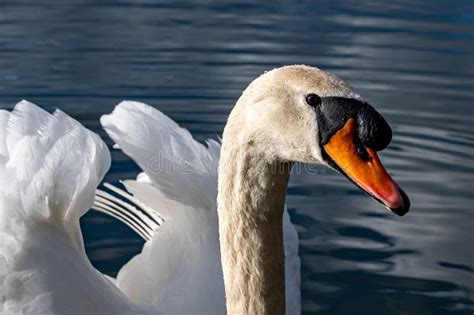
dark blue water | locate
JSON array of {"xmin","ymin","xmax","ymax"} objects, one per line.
[{"xmin": 1, "ymin": 1, "xmax": 473, "ymax": 314}]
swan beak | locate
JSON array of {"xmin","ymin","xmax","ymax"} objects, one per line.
[{"xmin": 323, "ymin": 118, "xmax": 410, "ymax": 216}]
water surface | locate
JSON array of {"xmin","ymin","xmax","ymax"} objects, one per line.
[{"xmin": 1, "ymin": 1, "xmax": 473, "ymax": 314}]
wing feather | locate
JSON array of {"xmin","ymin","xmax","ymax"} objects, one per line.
[{"xmin": 101, "ymin": 101, "xmax": 219, "ymax": 210}]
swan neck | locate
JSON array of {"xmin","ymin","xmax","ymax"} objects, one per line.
[{"xmin": 218, "ymin": 142, "xmax": 290, "ymax": 315}]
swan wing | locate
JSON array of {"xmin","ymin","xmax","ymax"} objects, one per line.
[
  {"xmin": 100, "ymin": 101, "xmax": 224, "ymax": 314},
  {"xmin": 283, "ymin": 207, "xmax": 302, "ymax": 315},
  {"xmin": 99, "ymin": 101, "xmax": 300, "ymax": 314},
  {"xmin": 97, "ymin": 180, "xmax": 225, "ymax": 315},
  {"xmin": 101, "ymin": 101, "xmax": 220, "ymax": 211},
  {"xmin": 0, "ymin": 101, "xmax": 153, "ymax": 315}
]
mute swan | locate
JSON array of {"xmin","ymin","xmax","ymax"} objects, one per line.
[
  {"xmin": 0, "ymin": 65, "xmax": 409, "ymax": 315},
  {"xmin": 94, "ymin": 65, "xmax": 409, "ymax": 314}
]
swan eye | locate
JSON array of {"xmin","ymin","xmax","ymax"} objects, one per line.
[{"xmin": 305, "ymin": 94, "xmax": 321, "ymax": 107}]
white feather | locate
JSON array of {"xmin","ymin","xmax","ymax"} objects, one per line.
[
  {"xmin": 101, "ymin": 101, "xmax": 220, "ymax": 210},
  {"xmin": 99, "ymin": 101, "xmax": 301, "ymax": 314},
  {"xmin": 0, "ymin": 101, "xmax": 154, "ymax": 315},
  {"xmin": 0, "ymin": 99, "xmax": 300, "ymax": 315}
]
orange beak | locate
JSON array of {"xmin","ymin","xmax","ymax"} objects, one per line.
[{"xmin": 323, "ymin": 118, "xmax": 409, "ymax": 215}]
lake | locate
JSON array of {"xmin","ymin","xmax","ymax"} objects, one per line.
[{"xmin": 0, "ymin": 1, "xmax": 473, "ymax": 314}]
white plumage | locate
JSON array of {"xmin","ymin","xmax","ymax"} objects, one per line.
[
  {"xmin": 0, "ymin": 100, "xmax": 301, "ymax": 314},
  {"xmin": 99, "ymin": 101, "xmax": 301, "ymax": 314},
  {"xmin": 0, "ymin": 101, "xmax": 152, "ymax": 315}
]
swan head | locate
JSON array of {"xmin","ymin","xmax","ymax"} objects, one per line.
[{"xmin": 228, "ymin": 64, "xmax": 410, "ymax": 215}]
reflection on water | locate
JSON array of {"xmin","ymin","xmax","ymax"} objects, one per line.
[{"xmin": 1, "ymin": 1, "xmax": 473, "ymax": 314}]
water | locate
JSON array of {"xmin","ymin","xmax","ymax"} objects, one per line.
[{"xmin": 1, "ymin": 1, "xmax": 473, "ymax": 314}]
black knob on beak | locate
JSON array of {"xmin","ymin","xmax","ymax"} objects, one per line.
[{"xmin": 357, "ymin": 104, "xmax": 392, "ymax": 152}]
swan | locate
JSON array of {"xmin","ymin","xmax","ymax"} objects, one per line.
[
  {"xmin": 0, "ymin": 65, "xmax": 409, "ymax": 315},
  {"xmin": 94, "ymin": 65, "xmax": 409, "ymax": 314}
]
